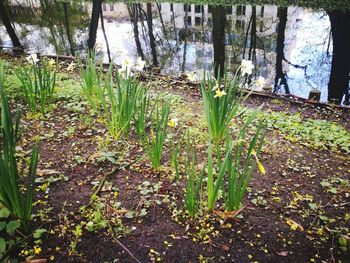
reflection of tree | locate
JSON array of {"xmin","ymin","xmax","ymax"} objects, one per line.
[
  {"xmin": 156, "ymin": 3, "xmax": 170, "ymax": 48},
  {"xmin": 40, "ymin": 0, "xmax": 86, "ymax": 55},
  {"xmin": 63, "ymin": 2, "xmax": 75, "ymax": 55},
  {"xmin": 211, "ymin": 5, "xmax": 226, "ymax": 78},
  {"xmin": 88, "ymin": 0, "xmax": 102, "ymax": 50},
  {"xmin": 327, "ymin": 10, "xmax": 350, "ymax": 104},
  {"xmin": 100, "ymin": 7, "xmax": 111, "ymax": 62},
  {"xmin": 243, "ymin": 6, "xmax": 257, "ymax": 62},
  {"xmin": 0, "ymin": 0, "xmax": 22, "ymax": 48},
  {"xmin": 274, "ymin": 7, "xmax": 289, "ymax": 94},
  {"xmin": 41, "ymin": 0, "xmax": 66, "ymax": 54},
  {"xmin": 181, "ymin": 5, "xmax": 189, "ymax": 72},
  {"xmin": 241, "ymin": 6, "xmax": 267, "ymax": 75},
  {"xmin": 146, "ymin": 3, "xmax": 158, "ymax": 66},
  {"xmin": 127, "ymin": 4, "xmax": 145, "ymax": 60}
]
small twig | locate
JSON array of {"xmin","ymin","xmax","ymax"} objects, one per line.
[
  {"xmin": 88, "ymin": 154, "xmax": 147, "ymax": 207},
  {"xmin": 107, "ymin": 223, "xmax": 142, "ymax": 263},
  {"xmin": 151, "ymin": 202, "xmax": 156, "ymax": 222},
  {"xmin": 88, "ymin": 166, "xmax": 118, "ymax": 206},
  {"xmin": 330, "ymin": 236, "xmax": 335, "ymax": 263}
]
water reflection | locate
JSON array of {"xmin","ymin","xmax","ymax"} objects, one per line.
[{"xmin": 0, "ymin": 0, "xmax": 349, "ymax": 104}]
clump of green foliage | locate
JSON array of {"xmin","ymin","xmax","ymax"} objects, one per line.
[
  {"xmin": 184, "ymin": 129, "xmax": 205, "ymax": 217},
  {"xmin": 102, "ymin": 70, "xmax": 144, "ymax": 138},
  {"xmin": 0, "ymin": 61, "xmax": 40, "ymax": 232},
  {"xmin": 141, "ymin": 100, "xmax": 170, "ymax": 171},
  {"xmin": 80, "ymin": 50, "xmax": 104, "ymax": 111},
  {"xmin": 201, "ymin": 72, "xmax": 242, "ymax": 146},
  {"xmin": 15, "ymin": 56, "xmax": 56, "ymax": 113}
]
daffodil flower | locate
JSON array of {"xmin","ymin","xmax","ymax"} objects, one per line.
[
  {"xmin": 254, "ymin": 76, "xmax": 266, "ymax": 91},
  {"xmin": 94, "ymin": 42, "xmax": 103, "ymax": 53},
  {"xmin": 47, "ymin": 58, "xmax": 56, "ymax": 68},
  {"xmin": 186, "ymin": 72, "xmax": 196, "ymax": 82},
  {"xmin": 214, "ymin": 89, "xmax": 227, "ymax": 98},
  {"xmin": 240, "ymin": 59, "xmax": 254, "ymax": 76},
  {"xmin": 122, "ymin": 58, "xmax": 133, "ymax": 68},
  {"xmin": 66, "ymin": 61, "xmax": 75, "ymax": 72},
  {"xmin": 251, "ymin": 149, "xmax": 266, "ymax": 175},
  {"xmin": 26, "ymin": 53, "xmax": 39, "ymax": 65},
  {"xmin": 256, "ymin": 76, "xmax": 265, "ymax": 87},
  {"xmin": 118, "ymin": 58, "xmax": 133, "ymax": 77},
  {"xmin": 168, "ymin": 118, "xmax": 178, "ymax": 128},
  {"xmin": 212, "ymin": 82, "xmax": 220, "ymax": 91},
  {"xmin": 257, "ymin": 160, "xmax": 266, "ymax": 175},
  {"xmin": 118, "ymin": 66, "xmax": 133, "ymax": 77},
  {"xmin": 134, "ymin": 57, "xmax": 146, "ymax": 71}
]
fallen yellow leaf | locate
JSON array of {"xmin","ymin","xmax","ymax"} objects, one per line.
[{"xmin": 285, "ymin": 218, "xmax": 304, "ymax": 231}]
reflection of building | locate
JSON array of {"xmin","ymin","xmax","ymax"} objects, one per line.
[
  {"xmin": 160, "ymin": 4, "xmax": 278, "ymax": 36},
  {"xmin": 159, "ymin": 3, "xmax": 305, "ymax": 86},
  {"xmin": 159, "ymin": 3, "xmax": 280, "ymax": 77},
  {"xmin": 100, "ymin": 3, "xmax": 129, "ymax": 20},
  {"xmin": 100, "ymin": 3, "xmax": 157, "ymax": 20}
]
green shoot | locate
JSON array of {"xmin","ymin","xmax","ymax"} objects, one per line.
[
  {"xmin": 80, "ymin": 50, "xmax": 104, "ymax": 111},
  {"xmin": 99, "ymin": 68, "xmax": 143, "ymax": 140},
  {"xmin": 184, "ymin": 129, "xmax": 205, "ymax": 218},
  {"xmin": 0, "ymin": 62, "xmax": 39, "ymax": 232},
  {"xmin": 15, "ymin": 57, "xmax": 56, "ymax": 113},
  {"xmin": 224, "ymin": 122, "xmax": 266, "ymax": 211},
  {"xmin": 142, "ymin": 100, "xmax": 170, "ymax": 171},
  {"xmin": 201, "ymin": 71, "xmax": 243, "ymax": 145}
]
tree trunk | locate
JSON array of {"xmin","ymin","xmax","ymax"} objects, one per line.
[
  {"xmin": 146, "ymin": 3, "xmax": 158, "ymax": 66},
  {"xmin": 0, "ymin": 0, "xmax": 22, "ymax": 48},
  {"xmin": 211, "ymin": 6, "xmax": 226, "ymax": 78},
  {"xmin": 88, "ymin": 0, "xmax": 102, "ymax": 50},
  {"xmin": 327, "ymin": 10, "xmax": 350, "ymax": 104},
  {"xmin": 274, "ymin": 7, "xmax": 289, "ymax": 94}
]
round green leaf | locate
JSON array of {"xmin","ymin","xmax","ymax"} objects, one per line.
[
  {"xmin": 6, "ymin": 220, "xmax": 21, "ymax": 235},
  {"xmin": 0, "ymin": 237, "xmax": 5, "ymax": 254},
  {"xmin": 33, "ymin": 228, "xmax": 47, "ymax": 239},
  {"xmin": 0, "ymin": 208, "xmax": 10, "ymax": 219},
  {"xmin": 339, "ymin": 236, "xmax": 348, "ymax": 247},
  {"xmin": 0, "ymin": 221, "xmax": 6, "ymax": 231}
]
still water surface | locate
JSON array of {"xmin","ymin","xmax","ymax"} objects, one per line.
[{"xmin": 0, "ymin": 1, "xmax": 336, "ymax": 101}]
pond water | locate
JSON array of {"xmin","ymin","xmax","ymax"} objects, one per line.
[{"xmin": 0, "ymin": 0, "xmax": 347, "ymax": 102}]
